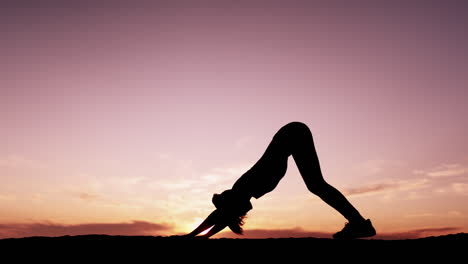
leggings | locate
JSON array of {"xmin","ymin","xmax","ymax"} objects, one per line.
[{"xmin": 232, "ymin": 122, "xmax": 363, "ymax": 223}]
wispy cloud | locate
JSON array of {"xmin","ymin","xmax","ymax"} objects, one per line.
[
  {"xmin": 158, "ymin": 179, "xmax": 198, "ymax": 191},
  {"xmin": 217, "ymin": 227, "xmax": 331, "ymax": 239},
  {"xmin": 156, "ymin": 163, "xmax": 250, "ymax": 192},
  {"xmin": 0, "ymin": 220, "xmax": 172, "ymax": 239},
  {"xmin": 374, "ymin": 227, "xmax": 461, "ymax": 240},
  {"xmin": 448, "ymin": 210, "xmax": 463, "ymax": 217},
  {"xmin": 343, "ymin": 178, "xmax": 429, "ymax": 197},
  {"xmin": 216, "ymin": 226, "xmax": 461, "ymax": 240},
  {"xmin": 404, "ymin": 213, "xmax": 435, "ymax": 218},
  {"xmin": 344, "ymin": 183, "xmax": 396, "ymax": 196},
  {"xmin": 452, "ymin": 183, "xmax": 468, "ymax": 195},
  {"xmin": 354, "ymin": 159, "xmax": 405, "ymax": 176},
  {"xmin": 73, "ymin": 191, "xmax": 101, "ymax": 202},
  {"xmin": 414, "ymin": 163, "xmax": 467, "ymax": 178},
  {"xmin": 0, "ymin": 193, "xmax": 16, "ymax": 201},
  {"xmin": 404, "ymin": 211, "xmax": 465, "ymax": 219},
  {"xmin": 346, "ymin": 160, "xmax": 468, "ymax": 198},
  {"xmin": 0, "ymin": 155, "xmax": 47, "ymax": 169}
]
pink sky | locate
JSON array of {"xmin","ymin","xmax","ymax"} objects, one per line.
[{"xmin": 1, "ymin": 0, "xmax": 468, "ymax": 239}]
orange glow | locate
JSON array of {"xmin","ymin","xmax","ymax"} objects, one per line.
[
  {"xmin": 199, "ymin": 227, "xmax": 212, "ymax": 236},
  {"xmin": 1, "ymin": 1, "xmax": 468, "ymax": 239}
]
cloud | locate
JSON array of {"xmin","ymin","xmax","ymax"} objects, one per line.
[
  {"xmin": 216, "ymin": 226, "xmax": 462, "ymax": 240},
  {"xmin": 158, "ymin": 179, "xmax": 198, "ymax": 191},
  {"xmin": 0, "ymin": 193, "xmax": 16, "ymax": 201},
  {"xmin": 452, "ymin": 183, "xmax": 468, "ymax": 195},
  {"xmin": 156, "ymin": 163, "xmax": 250, "ymax": 192},
  {"xmin": 0, "ymin": 220, "xmax": 172, "ymax": 239},
  {"xmin": 71, "ymin": 191, "xmax": 101, "ymax": 201},
  {"xmin": 217, "ymin": 227, "xmax": 331, "ymax": 239},
  {"xmin": 344, "ymin": 183, "xmax": 396, "ymax": 196},
  {"xmin": 415, "ymin": 163, "xmax": 467, "ymax": 178},
  {"xmin": 216, "ymin": 226, "xmax": 461, "ymax": 240},
  {"xmin": 354, "ymin": 159, "xmax": 404, "ymax": 176},
  {"xmin": 0, "ymin": 155, "xmax": 46, "ymax": 169},
  {"xmin": 404, "ymin": 213, "xmax": 435, "ymax": 218},
  {"xmin": 343, "ymin": 178, "xmax": 429, "ymax": 197},
  {"xmin": 1, "ymin": 222, "xmax": 461, "ymax": 240},
  {"xmin": 448, "ymin": 210, "xmax": 463, "ymax": 217},
  {"xmin": 432, "ymin": 182, "xmax": 468, "ymax": 196},
  {"xmin": 405, "ymin": 211, "xmax": 465, "ymax": 219},
  {"xmin": 374, "ymin": 227, "xmax": 461, "ymax": 240}
]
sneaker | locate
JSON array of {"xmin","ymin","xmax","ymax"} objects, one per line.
[{"xmin": 333, "ymin": 219, "xmax": 376, "ymax": 239}]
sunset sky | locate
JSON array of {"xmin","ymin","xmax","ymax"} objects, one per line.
[{"xmin": 1, "ymin": 0, "xmax": 468, "ymax": 239}]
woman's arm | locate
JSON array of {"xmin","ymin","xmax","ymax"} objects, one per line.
[
  {"xmin": 185, "ymin": 209, "xmax": 220, "ymax": 237},
  {"xmin": 199, "ymin": 222, "xmax": 228, "ymax": 239}
]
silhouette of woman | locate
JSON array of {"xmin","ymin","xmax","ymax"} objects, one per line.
[{"xmin": 185, "ymin": 122, "xmax": 376, "ymax": 239}]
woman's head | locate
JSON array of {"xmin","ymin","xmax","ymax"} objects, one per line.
[{"xmin": 212, "ymin": 189, "xmax": 252, "ymax": 234}]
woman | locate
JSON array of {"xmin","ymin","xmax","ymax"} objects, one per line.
[{"xmin": 185, "ymin": 122, "xmax": 376, "ymax": 239}]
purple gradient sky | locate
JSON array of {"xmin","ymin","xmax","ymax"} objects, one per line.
[{"xmin": 1, "ymin": 1, "xmax": 468, "ymax": 238}]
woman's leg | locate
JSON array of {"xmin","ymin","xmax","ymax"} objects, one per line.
[
  {"xmin": 233, "ymin": 122, "xmax": 365, "ymax": 223},
  {"xmin": 279, "ymin": 122, "xmax": 365, "ymax": 223}
]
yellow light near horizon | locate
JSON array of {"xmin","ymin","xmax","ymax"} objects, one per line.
[
  {"xmin": 199, "ymin": 228, "xmax": 211, "ymax": 236},
  {"xmin": 186, "ymin": 217, "xmax": 213, "ymax": 236}
]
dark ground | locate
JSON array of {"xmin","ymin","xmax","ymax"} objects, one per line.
[{"xmin": 1, "ymin": 233, "xmax": 466, "ymax": 261}]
